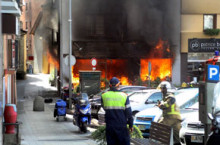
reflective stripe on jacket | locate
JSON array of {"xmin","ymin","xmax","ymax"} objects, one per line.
[
  {"xmin": 101, "ymin": 90, "xmax": 133, "ymax": 128},
  {"xmin": 160, "ymin": 95, "xmax": 181, "ymax": 117},
  {"xmin": 102, "ymin": 91, "xmax": 127, "ymax": 110}
]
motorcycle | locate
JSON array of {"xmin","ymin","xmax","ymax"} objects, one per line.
[
  {"xmin": 206, "ymin": 82, "xmax": 220, "ymax": 145},
  {"xmin": 73, "ymin": 93, "xmax": 91, "ymax": 133}
]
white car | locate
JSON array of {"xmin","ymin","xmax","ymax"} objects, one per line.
[
  {"xmin": 179, "ymin": 102, "xmax": 204, "ymax": 145},
  {"xmin": 129, "ymin": 89, "xmax": 163, "ymax": 116},
  {"xmin": 97, "ymin": 89, "xmax": 163, "ymax": 124},
  {"xmin": 133, "ymin": 88, "xmax": 199, "ymax": 137}
]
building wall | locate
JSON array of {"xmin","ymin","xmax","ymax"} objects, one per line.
[
  {"xmin": 181, "ymin": 0, "xmax": 220, "ymax": 82},
  {"xmin": 33, "ymin": 34, "xmax": 43, "ymax": 73},
  {"xmin": 18, "ymin": 33, "xmax": 27, "ymax": 73},
  {"xmin": 182, "ymin": 0, "xmax": 220, "ymax": 14},
  {"xmin": 20, "ymin": 0, "xmax": 46, "ymax": 73},
  {"xmin": 0, "ymin": 1, "xmax": 3, "ymax": 143}
]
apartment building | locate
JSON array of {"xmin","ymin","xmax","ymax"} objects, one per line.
[
  {"xmin": 181, "ymin": 0, "xmax": 220, "ymax": 82},
  {"xmin": 1, "ymin": 0, "xmax": 21, "ymax": 106},
  {"xmin": 20, "ymin": 0, "xmax": 46, "ymax": 73}
]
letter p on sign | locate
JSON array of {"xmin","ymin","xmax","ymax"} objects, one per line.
[{"xmin": 207, "ymin": 65, "xmax": 219, "ymax": 82}]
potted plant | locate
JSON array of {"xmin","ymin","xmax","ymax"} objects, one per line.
[{"xmin": 204, "ymin": 29, "xmax": 220, "ymax": 36}]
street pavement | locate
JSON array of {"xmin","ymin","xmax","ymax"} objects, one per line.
[{"xmin": 16, "ymin": 74, "xmax": 97, "ymax": 145}]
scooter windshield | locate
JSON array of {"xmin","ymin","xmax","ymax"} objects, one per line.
[{"xmin": 213, "ymin": 82, "xmax": 220, "ymax": 113}]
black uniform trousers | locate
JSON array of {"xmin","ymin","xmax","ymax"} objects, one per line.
[{"xmin": 106, "ymin": 125, "xmax": 130, "ymax": 145}]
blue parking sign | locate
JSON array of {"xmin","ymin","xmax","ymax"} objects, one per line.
[{"xmin": 207, "ymin": 65, "xmax": 219, "ymax": 82}]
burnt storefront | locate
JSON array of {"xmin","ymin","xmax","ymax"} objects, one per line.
[{"xmin": 59, "ymin": 0, "xmax": 181, "ymax": 87}]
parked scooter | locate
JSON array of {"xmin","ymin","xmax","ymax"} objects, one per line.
[
  {"xmin": 206, "ymin": 110, "xmax": 220, "ymax": 145},
  {"xmin": 61, "ymin": 86, "xmax": 73, "ymax": 101},
  {"xmin": 206, "ymin": 82, "xmax": 220, "ymax": 145},
  {"xmin": 73, "ymin": 93, "xmax": 91, "ymax": 133}
]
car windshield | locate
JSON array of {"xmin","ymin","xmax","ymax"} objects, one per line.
[
  {"xmin": 185, "ymin": 102, "xmax": 199, "ymax": 110},
  {"xmin": 129, "ymin": 92, "xmax": 150, "ymax": 103},
  {"xmin": 92, "ymin": 85, "xmax": 146, "ymax": 99},
  {"xmin": 175, "ymin": 88, "xmax": 199, "ymax": 109},
  {"xmin": 213, "ymin": 82, "xmax": 220, "ymax": 113}
]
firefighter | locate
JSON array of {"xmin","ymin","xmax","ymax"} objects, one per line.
[
  {"xmin": 101, "ymin": 77, "xmax": 133, "ymax": 145},
  {"xmin": 157, "ymin": 84, "xmax": 181, "ymax": 144}
]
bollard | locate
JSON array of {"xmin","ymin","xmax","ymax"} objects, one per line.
[
  {"xmin": 33, "ymin": 96, "xmax": 44, "ymax": 111},
  {"xmin": 4, "ymin": 104, "xmax": 17, "ymax": 134}
]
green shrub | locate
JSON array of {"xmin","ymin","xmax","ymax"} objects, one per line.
[
  {"xmin": 91, "ymin": 126, "xmax": 106, "ymax": 145},
  {"xmin": 91, "ymin": 125, "xmax": 143, "ymax": 145},
  {"xmin": 204, "ymin": 29, "xmax": 220, "ymax": 36}
]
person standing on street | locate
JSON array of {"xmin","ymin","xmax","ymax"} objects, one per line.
[
  {"xmin": 101, "ymin": 77, "xmax": 133, "ymax": 145},
  {"xmin": 157, "ymin": 84, "xmax": 181, "ymax": 145}
]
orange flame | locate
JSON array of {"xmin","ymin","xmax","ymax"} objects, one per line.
[
  {"xmin": 71, "ymin": 38, "xmax": 172, "ymax": 88},
  {"xmin": 140, "ymin": 58, "xmax": 172, "ymax": 81},
  {"xmin": 71, "ymin": 59, "xmax": 130, "ymax": 87},
  {"xmin": 47, "ymin": 51, "xmax": 59, "ymax": 70},
  {"xmin": 149, "ymin": 39, "xmax": 171, "ymax": 58},
  {"xmin": 119, "ymin": 76, "xmax": 130, "ymax": 85}
]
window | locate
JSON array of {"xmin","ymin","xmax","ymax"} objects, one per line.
[
  {"xmin": 147, "ymin": 92, "xmax": 162, "ymax": 103},
  {"xmin": 87, "ymin": 15, "xmax": 105, "ymax": 36},
  {"xmin": 26, "ymin": 2, "xmax": 28, "ymax": 11},
  {"xmin": 29, "ymin": 2, "xmax": 31, "ymax": 10},
  {"xmin": 204, "ymin": 14, "xmax": 217, "ymax": 30}
]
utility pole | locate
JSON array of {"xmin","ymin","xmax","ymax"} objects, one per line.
[
  {"xmin": 68, "ymin": 0, "xmax": 72, "ymax": 109},
  {"xmin": 59, "ymin": 0, "xmax": 63, "ymax": 96}
]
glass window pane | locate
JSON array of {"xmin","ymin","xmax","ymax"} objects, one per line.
[{"xmin": 204, "ymin": 15, "xmax": 214, "ymax": 29}]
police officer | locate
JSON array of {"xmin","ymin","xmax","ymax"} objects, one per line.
[
  {"xmin": 157, "ymin": 84, "xmax": 181, "ymax": 144},
  {"xmin": 101, "ymin": 77, "xmax": 133, "ymax": 145}
]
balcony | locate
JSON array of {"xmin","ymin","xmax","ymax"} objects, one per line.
[{"xmin": 1, "ymin": 0, "xmax": 21, "ymax": 16}]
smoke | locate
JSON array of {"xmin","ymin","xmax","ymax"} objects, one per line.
[
  {"xmin": 36, "ymin": 0, "xmax": 59, "ymax": 68},
  {"xmin": 125, "ymin": 0, "xmax": 179, "ymax": 57},
  {"xmin": 71, "ymin": 0, "xmax": 180, "ymax": 59}
]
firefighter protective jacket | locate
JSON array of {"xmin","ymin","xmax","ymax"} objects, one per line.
[
  {"xmin": 101, "ymin": 88, "xmax": 133, "ymax": 128},
  {"xmin": 159, "ymin": 93, "xmax": 181, "ymax": 119}
]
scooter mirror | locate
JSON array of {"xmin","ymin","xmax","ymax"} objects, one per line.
[{"xmin": 208, "ymin": 113, "xmax": 214, "ymax": 121}]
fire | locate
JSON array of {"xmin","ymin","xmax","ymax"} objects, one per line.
[
  {"xmin": 150, "ymin": 39, "xmax": 171, "ymax": 58},
  {"xmin": 47, "ymin": 51, "xmax": 59, "ymax": 70},
  {"xmin": 71, "ymin": 59, "xmax": 130, "ymax": 88},
  {"xmin": 140, "ymin": 58, "xmax": 172, "ymax": 81},
  {"xmin": 72, "ymin": 76, "xmax": 80, "ymax": 86},
  {"xmin": 119, "ymin": 76, "xmax": 130, "ymax": 85},
  {"xmin": 71, "ymin": 38, "xmax": 172, "ymax": 89}
]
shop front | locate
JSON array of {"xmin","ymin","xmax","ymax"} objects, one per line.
[{"xmin": 187, "ymin": 38, "xmax": 220, "ymax": 82}]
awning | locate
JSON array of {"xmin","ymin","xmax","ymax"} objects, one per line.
[
  {"xmin": 188, "ymin": 52, "xmax": 214, "ymax": 62},
  {"xmin": 1, "ymin": 0, "xmax": 21, "ymax": 16}
]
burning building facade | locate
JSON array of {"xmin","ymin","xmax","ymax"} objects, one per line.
[{"xmin": 59, "ymin": 0, "xmax": 181, "ymax": 87}]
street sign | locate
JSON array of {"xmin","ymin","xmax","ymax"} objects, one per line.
[
  {"xmin": 148, "ymin": 62, "xmax": 151, "ymax": 76},
  {"xmin": 207, "ymin": 64, "xmax": 219, "ymax": 82},
  {"xmin": 91, "ymin": 58, "xmax": 97, "ymax": 67},
  {"xmin": 64, "ymin": 55, "xmax": 76, "ymax": 66}
]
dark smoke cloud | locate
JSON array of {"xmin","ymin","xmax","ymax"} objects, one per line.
[
  {"xmin": 72, "ymin": 0, "xmax": 179, "ymax": 58},
  {"xmin": 36, "ymin": 0, "xmax": 59, "ymax": 64},
  {"xmin": 125, "ymin": 0, "xmax": 178, "ymax": 50}
]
